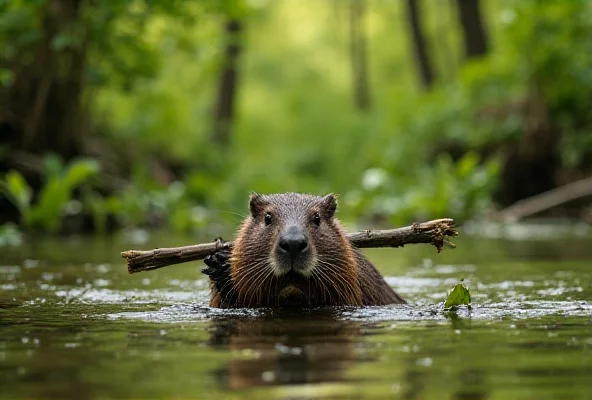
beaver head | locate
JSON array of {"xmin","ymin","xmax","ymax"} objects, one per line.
[{"xmin": 229, "ymin": 193, "xmax": 363, "ymax": 308}]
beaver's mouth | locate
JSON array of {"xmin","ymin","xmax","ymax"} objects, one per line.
[
  {"xmin": 272, "ymin": 256, "xmax": 315, "ymax": 277},
  {"xmin": 280, "ymin": 269, "xmax": 308, "ymax": 282},
  {"xmin": 276, "ymin": 271, "xmax": 309, "ymax": 306},
  {"xmin": 277, "ymin": 284, "xmax": 306, "ymax": 307}
]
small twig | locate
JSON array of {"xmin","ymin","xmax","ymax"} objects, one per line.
[{"xmin": 122, "ymin": 218, "xmax": 458, "ymax": 274}]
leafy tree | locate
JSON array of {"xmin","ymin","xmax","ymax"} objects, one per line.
[{"xmin": 0, "ymin": 0, "xmax": 209, "ymax": 161}]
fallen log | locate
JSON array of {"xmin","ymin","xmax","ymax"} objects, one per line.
[
  {"xmin": 493, "ymin": 176, "xmax": 592, "ymax": 222},
  {"xmin": 122, "ymin": 218, "xmax": 458, "ymax": 274}
]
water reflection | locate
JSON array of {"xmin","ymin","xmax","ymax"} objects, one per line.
[
  {"xmin": 202, "ymin": 308, "xmax": 497, "ymax": 399},
  {"xmin": 207, "ymin": 308, "xmax": 367, "ymax": 390},
  {"xmin": 2, "ymin": 231, "xmax": 592, "ymax": 399}
]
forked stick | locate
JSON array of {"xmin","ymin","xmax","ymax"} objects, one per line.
[{"xmin": 122, "ymin": 218, "xmax": 458, "ymax": 274}]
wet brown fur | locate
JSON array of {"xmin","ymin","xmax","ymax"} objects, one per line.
[{"xmin": 210, "ymin": 193, "xmax": 405, "ymax": 308}]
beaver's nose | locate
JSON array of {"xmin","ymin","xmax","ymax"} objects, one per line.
[{"xmin": 278, "ymin": 226, "xmax": 309, "ymax": 257}]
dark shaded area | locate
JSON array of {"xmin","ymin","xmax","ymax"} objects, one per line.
[
  {"xmin": 455, "ymin": 0, "xmax": 488, "ymax": 59},
  {"xmin": 350, "ymin": 0, "xmax": 371, "ymax": 110},
  {"xmin": 405, "ymin": 0, "xmax": 435, "ymax": 88},
  {"xmin": 2, "ymin": 0, "xmax": 86, "ymax": 162},
  {"xmin": 212, "ymin": 19, "xmax": 243, "ymax": 146}
]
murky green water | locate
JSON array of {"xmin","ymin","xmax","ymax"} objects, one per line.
[{"xmin": 1, "ymin": 226, "xmax": 591, "ymax": 399}]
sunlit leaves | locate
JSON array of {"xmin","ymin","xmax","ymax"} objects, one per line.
[
  {"xmin": 2, "ymin": 170, "xmax": 32, "ymax": 214},
  {"xmin": 1, "ymin": 156, "xmax": 100, "ymax": 233}
]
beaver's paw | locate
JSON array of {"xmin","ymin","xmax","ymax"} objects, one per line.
[{"xmin": 202, "ymin": 250, "xmax": 232, "ymax": 294}]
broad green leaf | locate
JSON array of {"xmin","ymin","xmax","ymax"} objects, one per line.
[
  {"xmin": 444, "ymin": 283, "xmax": 471, "ymax": 309},
  {"xmin": 63, "ymin": 159, "xmax": 100, "ymax": 189},
  {"xmin": 3, "ymin": 170, "xmax": 32, "ymax": 213},
  {"xmin": 28, "ymin": 159, "xmax": 99, "ymax": 232},
  {"xmin": 27, "ymin": 178, "xmax": 68, "ymax": 232}
]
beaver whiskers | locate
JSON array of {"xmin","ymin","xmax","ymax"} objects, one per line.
[
  {"xmin": 230, "ymin": 248, "xmax": 364, "ymax": 307},
  {"xmin": 315, "ymin": 259, "xmax": 361, "ymax": 305},
  {"xmin": 207, "ymin": 193, "xmax": 405, "ymax": 308},
  {"xmin": 232, "ymin": 258, "xmax": 270, "ymax": 307}
]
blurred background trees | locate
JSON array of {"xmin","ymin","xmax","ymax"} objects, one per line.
[{"xmin": 1, "ymin": 0, "xmax": 591, "ymax": 236}]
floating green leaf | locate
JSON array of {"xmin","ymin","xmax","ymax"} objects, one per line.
[{"xmin": 444, "ymin": 282, "xmax": 471, "ymax": 309}]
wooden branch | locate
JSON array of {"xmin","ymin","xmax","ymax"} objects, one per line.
[
  {"xmin": 122, "ymin": 218, "xmax": 458, "ymax": 274},
  {"xmin": 494, "ymin": 177, "xmax": 592, "ymax": 222},
  {"xmin": 347, "ymin": 218, "xmax": 458, "ymax": 249},
  {"xmin": 122, "ymin": 239, "xmax": 233, "ymax": 274}
]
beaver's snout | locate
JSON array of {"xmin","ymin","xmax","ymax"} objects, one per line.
[
  {"xmin": 274, "ymin": 224, "xmax": 313, "ymax": 275},
  {"xmin": 278, "ymin": 225, "xmax": 309, "ymax": 257}
]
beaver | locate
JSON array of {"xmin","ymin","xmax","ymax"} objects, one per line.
[{"xmin": 202, "ymin": 193, "xmax": 405, "ymax": 308}]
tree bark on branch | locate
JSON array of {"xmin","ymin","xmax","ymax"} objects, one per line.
[{"xmin": 122, "ymin": 218, "xmax": 458, "ymax": 274}]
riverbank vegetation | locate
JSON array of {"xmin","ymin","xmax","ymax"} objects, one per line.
[{"xmin": 1, "ymin": 0, "xmax": 591, "ymax": 239}]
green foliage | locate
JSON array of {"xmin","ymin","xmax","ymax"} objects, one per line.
[
  {"xmin": 0, "ymin": 0, "xmax": 44, "ymax": 64},
  {"xmin": 1, "ymin": 156, "xmax": 99, "ymax": 233},
  {"xmin": 108, "ymin": 180, "xmax": 210, "ymax": 233},
  {"xmin": 444, "ymin": 281, "xmax": 472, "ymax": 310},
  {"xmin": 4, "ymin": 170, "xmax": 32, "ymax": 215},
  {"xmin": 80, "ymin": 164, "xmax": 217, "ymax": 235},
  {"xmin": 2, "ymin": 0, "xmax": 592, "ymax": 235},
  {"xmin": 345, "ymin": 150, "xmax": 500, "ymax": 225},
  {"xmin": 0, "ymin": 223, "xmax": 23, "ymax": 247},
  {"xmin": 90, "ymin": 0, "xmax": 513, "ymax": 225}
]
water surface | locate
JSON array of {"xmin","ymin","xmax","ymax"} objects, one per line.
[{"xmin": 1, "ymin": 227, "xmax": 591, "ymax": 399}]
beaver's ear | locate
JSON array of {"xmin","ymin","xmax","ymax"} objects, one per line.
[
  {"xmin": 321, "ymin": 194, "xmax": 337, "ymax": 218},
  {"xmin": 249, "ymin": 192, "xmax": 265, "ymax": 217}
]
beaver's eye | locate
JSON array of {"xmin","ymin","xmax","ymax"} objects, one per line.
[
  {"xmin": 264, "ymin": 212, "xmax": 272, "ymax": 226},
  {"xmin": 313, "ymin": 212, "xmax": 321, "ymax": 226}
]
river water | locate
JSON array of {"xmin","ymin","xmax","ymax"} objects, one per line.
[{"xmin": 1, "ymin": 225, "xmax": 591, "ymax": 399}]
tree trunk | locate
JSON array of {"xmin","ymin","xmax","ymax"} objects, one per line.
[
  {"xmin": 405, "ymin": 0, "xmax": 436, "ymax": 89},
  {"xmin": 496, "ymin": 82, "xmax": 559, "ymax": 207},
  {"xmin": 349, "ymin": 0, "xmax": 371, "ymax": 111},
  {"xmin": 1, "ymin": 0, "xmax": 86, "ymax": 163},
  {"xmin": 212, "ymin": 19, "xmax": 242, "ymax": 147},
  {"xmin": 455, "ymin": 0, "xmax": 488, "ymax": 59}
]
